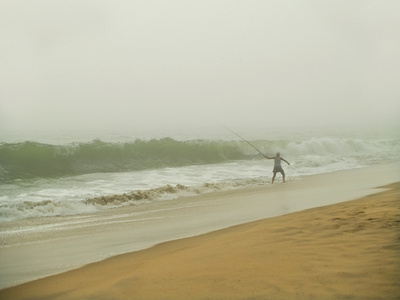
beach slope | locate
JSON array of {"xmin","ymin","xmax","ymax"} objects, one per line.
[{"xmin": 1, "ymin": 183, "xmax": 399, "ymax": 300}]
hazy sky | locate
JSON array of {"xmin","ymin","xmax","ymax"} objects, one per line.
[{"xmin": 1, "ymin": 1, "xmax": 399, "ymax": 133}]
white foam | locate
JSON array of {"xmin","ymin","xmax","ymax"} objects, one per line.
[{"xmin": 1, "ymin": 131, "xmax": 399, "ymax": 222}]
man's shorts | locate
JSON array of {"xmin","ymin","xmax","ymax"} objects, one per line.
[{"xmin": 273, "ymin": 166, "xmax": 285, "ymax": 174}]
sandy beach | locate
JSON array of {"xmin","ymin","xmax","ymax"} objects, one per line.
[
  {"xmin": 1, "ymin": 180, "xmax": 399, "ymax": 299},
  {"xmin": 2, "ymin": 0, "xmax": 400, "ymax": 298}
]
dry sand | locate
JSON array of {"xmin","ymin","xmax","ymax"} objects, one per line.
[{"xmin": 1, "ymin": 182, "xmax": 399, "ymax": 300}]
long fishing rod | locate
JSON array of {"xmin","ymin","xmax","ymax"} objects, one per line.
[{"xmin": 224, "ymin": 127, "xmax": 270, "ymax": 158}]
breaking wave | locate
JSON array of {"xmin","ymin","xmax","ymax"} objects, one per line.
[
  {"xmin": 1, "ymin": 136, "xmax": 399, "ymax": 181},
  {"xmin": 0, "ymin": 138, "xmax": 244, "ymax": 181},
  {"xmin": 0, "ymin": 134, "xmax": 399, "ymax": 222},
  {"xmin": 0, "ymin": 179, "xmax": 266, "ymax": 222}
]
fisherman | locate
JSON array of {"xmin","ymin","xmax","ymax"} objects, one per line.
[
  {"xmin": 224, "ymin": 127, "xmax": 291, "ymax": 183},
  {"xmin": 263, "ymin": 152, "xmax": 290, "ymax": 183}
]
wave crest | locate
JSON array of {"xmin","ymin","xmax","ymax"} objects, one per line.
[
  {"xmin": 0, "ymin": 138, "xmax": 244, "ymax": 180},
  {"xmin": 1, "ymin": 136, "xmax": 399, "ymax": 181},
  {"xmin": 84, "ymin": 184, "xmax": 189, "ymax": 206}
]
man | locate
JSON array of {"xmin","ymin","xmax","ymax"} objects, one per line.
[{"xmin": 263, "ymin": 152, "xmax": 290, "ymax": 183}]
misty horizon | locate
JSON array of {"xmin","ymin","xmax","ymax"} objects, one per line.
[{"xmin": 1, "ymin": 1, "xmax": 399, "ymax": 134}]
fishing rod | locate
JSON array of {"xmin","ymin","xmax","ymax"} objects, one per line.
[{"xmin": 224, "ymin": 127, "xmax": 270, "ymax": 158}]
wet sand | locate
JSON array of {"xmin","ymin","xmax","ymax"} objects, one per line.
[
  {"xmin": 1, "ymin": 163, "xmax": 399, "ymax": 289},
  {"xmin": 1, "ymin": 182, "xmax": 399, "ymax": 300}
]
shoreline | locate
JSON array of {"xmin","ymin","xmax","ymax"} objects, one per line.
[
  {"xmin": 1, "ymin": 182, "xmax": 399, "ymax": 299},
  {"xmin": 0, "ymin": 163, "xmax": 399, "ymax": 290}
]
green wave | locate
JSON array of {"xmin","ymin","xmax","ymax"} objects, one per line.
[{"xmin": 0, "ymin": 138, "xmax": 246, "ymax": 180}]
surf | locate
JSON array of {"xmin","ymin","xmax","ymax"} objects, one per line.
[
  {"xmin": 1, "ymin": 135, "xmax": 399, "ymax": 182},
  {"xmin": 0, "ymin": 138, "xmax": 245, "ymax": 181}
]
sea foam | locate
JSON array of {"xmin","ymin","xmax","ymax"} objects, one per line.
[{"xmin": 1, "ymin": 133, "xmax": 399, "ymax": 222}]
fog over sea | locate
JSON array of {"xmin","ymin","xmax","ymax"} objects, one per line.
[
  {"xmin": 1, "ymin": 1, "xmax": 400, "ymax": 226},
  {"xmin": 1, "ymin": 127, "xmax": 399, "ymax": 223}
]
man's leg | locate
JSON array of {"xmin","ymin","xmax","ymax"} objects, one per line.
[{"xmin": 272, "ymin": 172, "xmax": 276, "ymax": 183}]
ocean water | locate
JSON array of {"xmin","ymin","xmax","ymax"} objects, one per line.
[{"xmin": 1, "ymin": 128, "xmax": 399, "ymax": 223}]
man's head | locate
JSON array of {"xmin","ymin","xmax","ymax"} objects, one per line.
[{"xmin": 276, "ymin": 152, "xmax": 280, "ymax": 157}]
